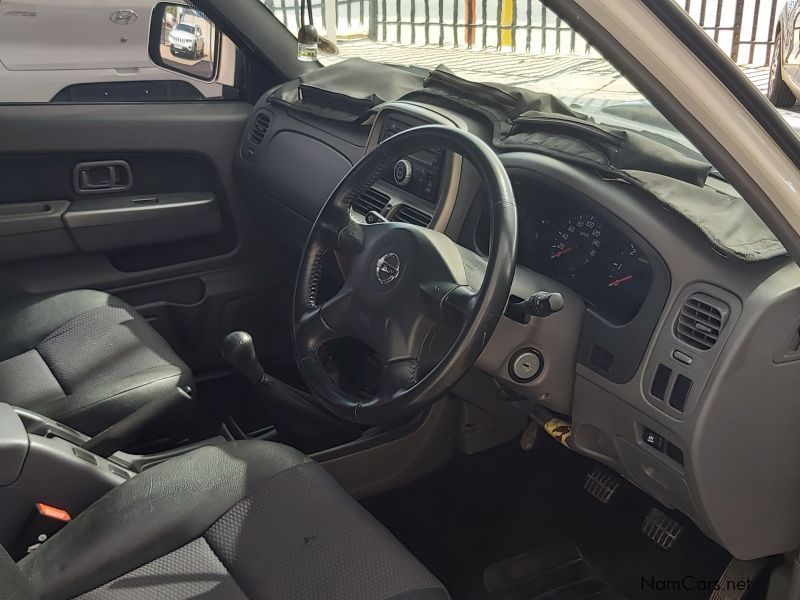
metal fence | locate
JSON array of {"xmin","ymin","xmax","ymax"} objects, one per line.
[
  {"xmin": 681, "ymin": 0, "xmax": 780, "ymax": 64},
  {"xmin": 270, "ymin": 0, "xmax": 785, "ymax": 65}
]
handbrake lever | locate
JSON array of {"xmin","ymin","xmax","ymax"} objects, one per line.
[{"xmin": 82, "ymin": 387, "xmax": 192, "ymax": 458}]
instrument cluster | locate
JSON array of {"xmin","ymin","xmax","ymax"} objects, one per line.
[
  {"xmin": 521, "ymin": 208, "xmax": 653, "ymax": 323},
  {"xmin": 474, "ymin": 182, "xmax": 654, "ymax": 324}
]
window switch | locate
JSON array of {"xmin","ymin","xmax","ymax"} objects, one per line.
[
  {"xmin": 642, "ymin": 428, "xmax": 665, "ymax": 452},
  {"xmin": 669, "ymin": 375, "xmax": 693, "ymax": 412},
  {"xmin": 650, "ymin": 364, "xmax": 672, "ymax": 400},
  {"xmin": 666, "ymin": 442, "xmax": 685, "ymax": 465}
]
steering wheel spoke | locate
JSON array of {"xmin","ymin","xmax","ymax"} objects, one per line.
[
  {"xmin": 296, "ymin": 287, "xmax": 355, "ymax": 347},
  {"xmin": 377, "ymin": 358, "xmax": 421, "ymax": 402},
  {"xmin": 421, "ymin": 282, "xmax": 478, "ymax": 326}
]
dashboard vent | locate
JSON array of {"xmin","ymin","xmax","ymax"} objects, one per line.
[
  {"xmin": 394, "ymin": 204, "xmax": 432, "ymax": 227},
  {"xmin": 249, "ymin": 111, "xmax": 272, "ymax": 145},
  {"xmin": 675, "ymin": 294, "xmax": 729, "ymax": 350},
  {"xmin": 352, "ymin": 187, "xmax": 390, "ymax": 216}
]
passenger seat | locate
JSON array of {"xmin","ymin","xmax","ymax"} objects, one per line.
[{"xmin": 0, "ymin": 290, "xmax": 193, "ymax": 436}]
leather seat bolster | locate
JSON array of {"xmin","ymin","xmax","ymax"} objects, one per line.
[{"xmin": 19, "ymin": 442, "xmax": 310, "ymax": 600}]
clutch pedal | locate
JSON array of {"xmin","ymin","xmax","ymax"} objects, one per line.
[
  {"xmin": 584, "ymin": 466, "xmax": 621, "ymax": 504},
  {"xmin": 642, "ymin": 507, "xmax": 682, "ymax": 549}
]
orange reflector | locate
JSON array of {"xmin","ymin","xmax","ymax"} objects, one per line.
[{"xmin": 36, "ymin": 503, "xmax": 71, "ymax": 522}]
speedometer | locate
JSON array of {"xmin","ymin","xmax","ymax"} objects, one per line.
[{"xmin": 549, "ymin": 213, "xmax": 603, "ymax": 273}]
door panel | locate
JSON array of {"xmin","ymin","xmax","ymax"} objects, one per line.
[{"xmin": 0, "ymin": 102, "xmax": 295, "ymax": 373}]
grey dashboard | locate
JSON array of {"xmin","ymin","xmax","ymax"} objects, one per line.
[{"xmin": 234, "ymin": 94, "xmax": 800, "ymax": 561}]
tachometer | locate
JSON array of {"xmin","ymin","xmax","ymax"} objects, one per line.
[{"xmin": 549, "ymin": 213, "xmax": 603, "ymax": 273}]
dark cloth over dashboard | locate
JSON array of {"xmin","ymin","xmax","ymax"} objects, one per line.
[{"xmin": 264, "ymin": 60, "xmax": 786, "ymax": 261}]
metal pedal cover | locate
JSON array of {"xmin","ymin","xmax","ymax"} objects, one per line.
[
  {"xmin": 584, "ymin": 466, "xmax": 621, "ymax": 504},
  {"xmin": 642, "ymin": 507, "xmax": 682, "ymax": 549},
  {"xmin": 708, "ymin": 557, "xmax": 766, "ymax": 600}
]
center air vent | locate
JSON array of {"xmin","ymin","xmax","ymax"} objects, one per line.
[
  {"xmin": 351, "ymin": 187, "xmax": 390, "ymax": 216},
  {"xmin": 249, "ymin": 111, "xmax": 272, "ymax": 145},
  {"xmin": 394, "ymin": 204, "xmax": 432, "ymax": 227},
  {"xmin": 674, "ymin": 293, "xmax": 729, "ymax": 350}
]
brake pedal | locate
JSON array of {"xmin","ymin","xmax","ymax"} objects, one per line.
[
  {"xmin": 642, "ymin": 507, "xmax": 682, "ymax": 549},
  {"xmin": 584, "ymin": 466, "xmax": 621, "ymax": 504}
]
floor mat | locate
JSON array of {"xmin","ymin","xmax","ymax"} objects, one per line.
[
  {"xmin": 363, "ymin": 435, "xmax": 737, "ymax": 600},
  {"xmin": 484, "ymin": 540, "xmax": 625, "ymax": 600}
]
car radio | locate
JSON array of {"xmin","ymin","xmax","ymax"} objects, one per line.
[{"xmin": 379, "ymin": 118, "xmax": 444, "ymax": 203}]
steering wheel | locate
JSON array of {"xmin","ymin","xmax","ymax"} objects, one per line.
[{"xmin": 293, "ymin": 125, "xmax": 517, "ymax": 424}]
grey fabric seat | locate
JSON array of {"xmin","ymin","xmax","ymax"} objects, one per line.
[
  {"xmin": 8, "ymin": 441, "xmax": 449, "ymax": 600},
  {"xmin": 0, "ymin": 290, "xmax": 193, "ymax": 436}
]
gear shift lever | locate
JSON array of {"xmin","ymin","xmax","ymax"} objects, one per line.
[
  {"xmin": 221, "ymin": 331, "xmax": 265, "ymax": 385},
  {"xmin": 221, "ymin": 331, "xmax": 357, "ymax": 450}
]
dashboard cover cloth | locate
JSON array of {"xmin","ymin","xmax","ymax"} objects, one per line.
[
  {"xmin": 626, "ymin": 171, "xmax": 787, "ymax": 261},
  {"xmin": 266, "ymin": 58, "xmax": 425, "ymax": 122},
  {"xmin": 263, "ymin": 60, "xmax": 784, "ymax": 261},
  {"xmin": 407, "ymin": 67, "xmax": 712, "ymax": 187},
  {"xmin": 406, "ymin": 68, "xmax": 784, "ymax": 261}
]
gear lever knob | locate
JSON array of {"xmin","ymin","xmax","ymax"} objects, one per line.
[{"xmin": 222, "ymin": 331, "xmax": 266, "ymax": 385}]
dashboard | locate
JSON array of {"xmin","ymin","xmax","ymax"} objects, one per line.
[{"xmin": 235, "ymin": 95, "xmax": 800, "ymax": 562}]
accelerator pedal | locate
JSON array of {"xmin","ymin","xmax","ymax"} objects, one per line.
[
  {"xmin": 642, "ymin": 507, "xmax": 682, "ymax": 550},
  {"xmin": 584, "ymin": 466, "xmax": 621, "ymax": 504},
  {"xmin": 708, "ymin": 557, "xmax": 766, "ymax": 600}
]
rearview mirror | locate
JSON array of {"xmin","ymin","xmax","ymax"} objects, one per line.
[{"xmin": 149, "ymin": 3, "xmax": 219, "ymax": 81}]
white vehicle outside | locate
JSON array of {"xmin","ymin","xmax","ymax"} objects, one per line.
[
  {"xmin": 0, "ymin": 0, "xmax": 222, "ymax": 102},
  {"xmin": 169, "ymin": 22, "xmax": 204, "ymax": 59}
]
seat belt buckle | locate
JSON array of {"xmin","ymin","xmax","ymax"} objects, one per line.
[{"xmin": 11, "ymin": 503, "xmax": 71, "ymax": 559}]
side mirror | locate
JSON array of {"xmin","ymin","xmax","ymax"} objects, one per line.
[{"xmin": 149, "ymin": 2, "xmax": 220, "ymax": 81}]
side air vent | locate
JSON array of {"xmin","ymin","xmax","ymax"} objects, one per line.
[
  {"xmin": 249, "ymin": 111, "xmax": 272, "ymax": 145},
  {"xmin": 351, "ymin": 187, "xmax": 390, "ymax": 216},
  {"xmin": 394, "ymin": 204, "xmax": 432, "ymax": 227},
  {"xmin": 674, "ymin": 293, "xmax": 729, "ymax": 350}
]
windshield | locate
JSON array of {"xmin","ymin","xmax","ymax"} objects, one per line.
[
  {"xmin": 262, "ymin": 0, "xmax": 707, "ymax": 162},
  {"xmin": 175, "ymin": 23, "xmax": 196, "ymax": 33}
]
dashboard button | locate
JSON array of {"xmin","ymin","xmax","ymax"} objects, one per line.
[
  {"xmin": 642, "ymin": 428, "xmax": 666, "ymax": 452},
  {"xmin": 393, "ymin": 159, "xmax": 412, "ymax": 186},
  {"xmin": 672, "ymin": 350, "xmax": 693, "ymax": 365}
]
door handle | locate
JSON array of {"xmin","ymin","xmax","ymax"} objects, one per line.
[{"xmin": 73, "ymin": 161, "xmax": 133, "ymax": 194}]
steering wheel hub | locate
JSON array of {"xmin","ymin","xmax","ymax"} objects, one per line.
[{"xmin": 375, "ymin": 252, "xmax": 401, "ymax": 284}]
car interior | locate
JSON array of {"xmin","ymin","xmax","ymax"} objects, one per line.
[{"xmin": 2, "ymin": 0, "xmax": 800, "ymax": 599}]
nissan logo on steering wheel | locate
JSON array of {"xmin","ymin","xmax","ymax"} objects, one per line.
[{"xmin": 375, "ymin": 252, "xmax": 401, "ymax": 285}]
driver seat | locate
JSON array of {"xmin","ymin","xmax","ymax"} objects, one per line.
[{"xmin": 7, "ymin": 441, "xmax": 449, "ymax": 600}]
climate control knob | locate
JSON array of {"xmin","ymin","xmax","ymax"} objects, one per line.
[{"xmin": 393, "ymin": 159, "xmax": 413, "ymax": 186}]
